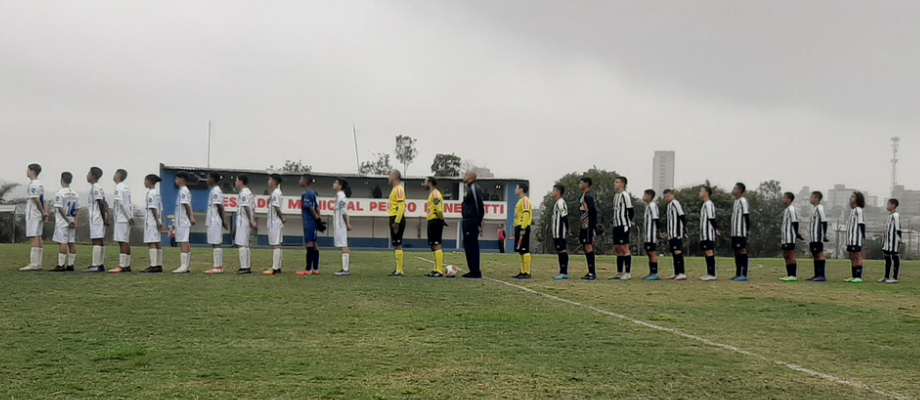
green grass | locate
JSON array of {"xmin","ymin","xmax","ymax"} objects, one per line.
[{"xmin": 1, "ymin": 244, "xmax": 919, "ymax": 399}]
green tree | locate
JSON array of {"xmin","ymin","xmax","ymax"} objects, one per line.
[
  {"xmin": 359, "ymin": 153, "xmax": 394, "ymax": 175},
  {"xmin": 0, "ymin": 182, "xmax": 26, "ymax": 205},
  {"xmin": 746, "ymin": 180, "xmax": 786, "ymax": 258},
  {"xmin": 269, "ymin": 159, "xmax": 311, "ymax": 174},
  {"xmin": 394, "ymin": 135, "xmax": 418, "ymax": 175},
  {"xmin": 430, "ymin": 153, "xmax": 462, "ymax": 177}
]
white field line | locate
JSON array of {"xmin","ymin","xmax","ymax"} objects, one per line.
[{"xmin": 415, "ymin": 257, "xmax": 912, "ymax": 400}]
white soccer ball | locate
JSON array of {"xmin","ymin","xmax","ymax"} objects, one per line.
[{"xmin": 444, "ymin": 265, "xmax": 459, "ymax": 277}]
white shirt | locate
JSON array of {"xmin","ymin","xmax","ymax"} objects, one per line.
[
  {"xmin": 781, "ymin": 205, "xmax": 798, "ymax": 245},
  {"xmin": 175, "ymin": 186, "xmax": 192, "ymax": 228},
  {"xmin": 53, "ymin": 187, "xmax": 80, "ymax": 228},
  {"xmin": 268, "ymin": 187, "xmax": 284, "ymax": 229},
  {"xmin": 236, "ymin": 187, "xmax": 254, "ymax": 228},
  {"xmin": 113, "ymin": 182, "xmax": 133, "ymax": 224},
  {"xmin": 334, "ymin": 190, "xmax": 348, "ymax": 230},
  {"xmin": 731, "ymin": 197, "xmax": 750, "ymax": 237},
  {"xmin": 206, "ymin": 186, "xmax": 224, "ymax": 227},
  {"xmin": 87, "ymin": 183, "xmax": 106, "ymax": 226},
  {"xmin": 551, "ymin": 198, "xmax": 568, "ymax": 239},
  {"xmin": 26, "ymin": 179, "xmax": 44, "ymax": 221},
  {"xmin": 145, "ymin": 188, "xmax": 163, "ymax": 228},
  {"xmin": 700, "ymin": 200, "xmax": 717, "ymax": 241}
]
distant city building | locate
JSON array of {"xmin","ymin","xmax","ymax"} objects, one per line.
[
  {"xmin": 652, "ymin": 151, "xmax": 675, "ymax": 197},
  {"xmin": 827, "ymin": 184, "xmax": 876, "ymax": 209},
  {"xmin": 891, "ymin": 185, "xmax": 920, "ymax": 215}
]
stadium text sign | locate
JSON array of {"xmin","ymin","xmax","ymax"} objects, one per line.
[{"xmin": 223, "ymin": 196, "xmax": 507, "ymax": 220}]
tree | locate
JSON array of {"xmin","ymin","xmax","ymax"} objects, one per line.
[
  {"xmin": 269, "ymin": 159, "xmax": 311, "ymax": 174},
  {"xmin": 430, "ymin": 153, "xmax": 462, "ymax": 177},
  {"xmin": 359, "ymin": 153, "xmax": 394, "ymax": 175},
  {"xmin": 0, "ymin": 182, "xmax": 26, "ymax": 205},
  {"xmin": 746, "ymin": 180, "xmax": 786, "ymax": 258},
  {"xmin": 394, "ymin": 135, "xmax": 418, "ymax": 174}
]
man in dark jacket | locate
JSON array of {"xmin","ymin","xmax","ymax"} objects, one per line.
[{"xmin": 461, "ymin": 171, "xmax": 485, "ymax": 279}]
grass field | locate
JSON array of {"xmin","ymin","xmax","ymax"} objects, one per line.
[{"xmin": 1, "ymin": 244, "xmax": 919, "ymax": 399}]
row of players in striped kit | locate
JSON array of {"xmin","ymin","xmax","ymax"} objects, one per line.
[{"xmin": 546, "ymin": 177, "xmax": 905, "ymax": 284}]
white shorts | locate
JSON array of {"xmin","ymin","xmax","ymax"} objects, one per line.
[
  {"xmin": 144, "ymin": 223, "xmax": 161, "ymax": 244},
  {"xmin": 90, "ymin": 223, "xmax": 106, "ymax": 240},
  {"xmin": 235, "ymin": 226, "xmax": 251, "ymax": 247},
  {"xmin": 175, "ymin": 226, "xmax": 190, "ymax": 243},
  {"xmin": 114, "ymin": 222, "xmax": 130, "ymax": 243},
  {"xmin": 53, "ymin": 225, "xmax": 76, "ymax": 244},
  {"xmin": 26, "ymin": 220, "xmax": 43, "ymax": 238},
  {"xmin": 268, "ymin": 227, "xmax": 283, "ymax": 246},
  {"xmin": 207, "ymin": 225, "xmax": 223, "ymax": 245},
  {"xmin": 334, "ymin": 227, "xmax": 348, "ymax": 248}
]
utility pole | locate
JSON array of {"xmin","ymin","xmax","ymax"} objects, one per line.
[{"xmin": 890, "ymin": 136, "xmax": 900, "ymax": 199}]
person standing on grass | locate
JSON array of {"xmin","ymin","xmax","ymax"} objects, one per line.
[
  {"xmin": 387, "ymin": 170, "xmax": 408, "ymax": 277},
  {"xmin": 729, "ymin": 183, "xmax": 751, "ymax": 281},
  {"xmin": 297, "ymin": 174, "xmax": 322, "ymax": 276},
  {"xmin": 806, "ymin": 191, "xmax": 829, "ymax": 283},
  {"xmin": 844, "ymin": 191, "xmax": 867, "ymax": 284},
  {"xmin": 610, "ymin": 177, "xmax": 635, "ymax": 281},
  {"xmin": 50, "ymin": 171, "xmax": 80, "ymax": 273},
  {"xmin": 333, "ymin": 179, "xmax": 353, "ymax": 277},
  {"xmin": 512, "ymin": 184, "xmax": 533, "ymax": 280},
  {"xmin": 880, "ymin": 198, "xmax": 902, "ymax": 284},
  {"xmin": 497, "ymin": 224, "xmax": 506, "ymax": 253},
  {"xmin": 641, "ymin": 189, "xmax": 661, "ymax": 281},
  {"xmin": 234, "ymin": 175, "xmax": 257, "ymax": 275},
  {"xmin": 263, "ymin": 174, "xmax": 286, "ymax": 275},
  {"xmin": 141, "ymin": 174, "xmax": 164, "ymax": 274},
  {"xmin": 699, "ymin": 186, "xmax": 720, "ymax": 281},
  {"xmin": 172, "ymin": 171, "xmax": 195, "ymax": 274},
  {"xmin": 205, "ymin": 172, "xmax": 229, "ymax": 274},
  {"xmin": 661, "ymin": 189, "xmax": 688, "ymax": 281},
  {"xmin": 551, "ymin": 184, "xmax": 571, "ymax": 281},
  {"xmin": 85, "ymin": 167, "xmax": 109, "ymax": 273},
  {"xmin": 578, "ymin": 177, "xmax": 598, "ymax": 281},
  {"xmin": 460, "ymin": 171, "xmax": 485, "ymax": 279},
  {"xmin": 424, "ymin": 177, "xmax": 447, "ymax": 278},
  {"xmin": 21, "ymin": 164, "xmax": 47, "ymax": 272},
  {"xmin": 110, "ymin": 169, "xmax": 134, "ymax": 274},
  {"xmin": 779, "ymin": 192, "xmax": 804, "ymax": 282}
]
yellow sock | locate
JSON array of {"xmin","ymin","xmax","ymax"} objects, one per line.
[
  {"xmin": 435, "ymin": 250, "xmax": 444, "ymax": 274},
  {"xmin": 395, "ymin": 250, "xmax": 404, "ymax": 274},
  {"xmin": 524, "ymin": 253, "xmax": 532, "ymax": 274},
  {"xmin": 520, "ymin": 255, "xmax": 526, "ymax": 274}
]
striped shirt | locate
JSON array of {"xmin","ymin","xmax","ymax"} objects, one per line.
[
  {"xmin": 700, "ymin": 200, "xmax": 717, "ymax": 241},
  {"xmin": 612, "ymin": 191, "xmax": 633, "ymax": 228},
  {"xmin": 780, "ymin": 205, "xmax": 798, "ymax": 245},
  {"xmin": 643, "ymin": 201, "xmax": 659, "ymax": 243},
  {"xmin": 666, "ymin": 199, "xmax": 686, "ymax": 239},
  {"xmin": 809, "ymin": 204, "xmax": 826, "ymax": 243},
  {"xmin": 551, "ymin": 198, "xmax": 568, "ymax": 239},
  {"xmin": 845, "ymin": 207, "xmax": 865, "ymax": 247},
  {"xmin": 882, "ymin": 212, "xmax": 902, "ymax": 253},
  {"xmin": 731, "ymin": 197, "xmax": 750, "ymax": 237}
]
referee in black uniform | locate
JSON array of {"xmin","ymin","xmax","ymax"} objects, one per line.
[{"xmin": 461, "ymin": 171, "xmax": 485, "ymax": 279}]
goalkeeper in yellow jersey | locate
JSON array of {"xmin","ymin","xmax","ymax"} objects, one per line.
[
  {"xmin": 512, "ymin": 184, "xmax": 533, "ymax": 280},
  {"xmin": 387, "ymin": 170, "xmax": 407, "ymax": 277},
  {"xmin": 423, "ymin": 177, "xmax": 448, "ymax": 278}
]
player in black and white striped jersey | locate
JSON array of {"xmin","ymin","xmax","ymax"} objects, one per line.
[
  {"xmin": 881, "ymin": 198, "xmax": 903, "ymax": 284},
  {"xmin": 729, "ymin": 183, "xmax": 751, "ymax": 281},
  {"xmin": 699, "ymin": 186, "xmax": 720, "ymax": 281},
  {"xmin": 610, "ymin": 177, "xmax": 635, "ymax": 280},
  {"xmin": 640, "ymin": 189, "xmax": 661, "ymax": 281},
  {"xmin": 661, "ymin": 189, "xmax": 688, "ymax": 281},
  {"xmin": 550, "ymin": 184, "xmax": 572, "ymax": 280},
  {"xmin": 806, "ymin": 191, "xmax": 829, "ymax": 282},
  {"xmin": 844, "ymin": 191, "xmax": 867, "ymax": 283},
  {"xmin": 779, "ymin": 192, "xmax": 804, "ymax": 282}
]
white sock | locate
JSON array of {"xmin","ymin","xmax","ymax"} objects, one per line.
[
  {"xmin": 180, "ymin": 252, "xmax": 190, "ymax": 269},
  {"xmin": 67, "ymin": 253, "xmax": 77, "ymax": 267},
  {"xmin": 119, "ymin": 254, "xmax": 126, "ymax": 268},
  {"xmin": 214, "ymin": 248, "xmax": 224, "ymax": 268},
  {"xmin": 149, "ymin": 249, "xmax": 158, "ymax": 267},
  {"xmin": 58, "ymin": 253, "xmax": 67, "ymax": 267},
  {"xmin": 239, "ymin": 247, "xmax": 250, "ymax": 269},
  {"xmin": 272, "ymin": 248, "xmax": 282, "ymax": 270},
  {"xmin": 342, "ymin": 253, "xmax": 350, "ymax": 272},
  {"xmin": 124, "ymin": 254, "xmax": 131, "ymax": 267},
  {"xmin": 36, "ymin": 248, "xmax": 43, "ymax": 267},
  {"xmin": 156, "ymin": 249, "xmax": 163, "ymax": 266}
]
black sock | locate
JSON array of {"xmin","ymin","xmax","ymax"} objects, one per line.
[
  {"xmin": 312, "ymin": 248, "xmax": 320, "ymax": 270},
  {"xmin": 734, "ymin": 255, "xmax": 742, "ymax": 277},
  {"xmin": 740, "ymin": 254, "xmax": 749, "ymax": 277},
  {"xmin": 625, "ymin": 255, "xmax": 632, "ymax": 274},
  {"xmin": 816, "ymin": 259, "xmax": 826, "ymax": 277},
  {"xmin": 786, "ymin": 264, "xmax": 797, "ymax": 277},
  {"xmin": 586, "ymin": 252, "xmax": 596, "ymax": 275},
  {"xmin": 853, "ymin": 266, "xmax": 863, "ymax": 279},
  {"xmin": 884, "ymin": 256, "xmax": 892, "ymax": 279},
  {"xmin": 650, "ymin": 261, "xmax": 658, "ymax": 275},
  {"xmin": 558, "ymin": 253, "xmax": 569, "ymax": 275},
  {"xmin": 893, "ymin": 255, "xmax": 901, "ymax": 280},
  {"xmin": 616, "ymin": 256, "xmax": 624, "ymax": 274},
  {"xmin": 706, "ymin": 255, "xmax": 716, "ymax": 276},
  {"xmin": 675, "ymin": 253, "xmax": 685, "ymax": 275},
  {"xmin": 306, "ymin": 248, "xmax": 315, "ymax": 270}
]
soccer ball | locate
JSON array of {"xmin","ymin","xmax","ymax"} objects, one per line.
[{"xmin": 444, "ymin": 265, "xmax": 459, "ymax": 277}]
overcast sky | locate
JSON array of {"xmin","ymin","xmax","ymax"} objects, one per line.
[{"xmin": 1, "ymin": 0, "xmax": 918, "ymax": 205}]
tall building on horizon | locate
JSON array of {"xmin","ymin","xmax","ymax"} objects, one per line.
[{"xmin": 652, "ymin": 151, "xmax": 675, "ymax": 198}]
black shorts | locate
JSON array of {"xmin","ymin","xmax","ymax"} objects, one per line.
[
  {"xmin": 579, "ymin": 228, "xmax": 595, "ymax": 245},
  {"xmin": 700, "ymin": 240, "xmax": 715, "ymax": 251},
  {"xmin": 847, "ymin": 245, "xmax": 863, "ymax": 254},
  {"xmin": 514, "ymin": 226, "xmax": 531, "ymax": 253},
  {"xmin": 668, "ymin": 238, "xmax": 683, "ymax": 253},
  {"xmin": 883, "ymin": 250, "xmax": 899, "ymax": 256},
  {"xmin": 553, "ymin": 238, "xmax": 567, "ymax": 252},
  {"xmin": 644, "ymin": 242, "xmax": 657, "ymax": 252},
  {"xmin": 427, "ymin": 219, "xmax": 444, "ymax": 246},
  {"xmin": 389, "ymin": 216, "xmax": 406, "ymax": 246},
  {"xmin": 613, "ymin": 226, "xmax": 630, "ymax": 245},
  {"xmin": 781, "ymin": 243, "xmax": 796, "ymax": 251},
  {"xmin": 809, "ymin": 242, "xmax": 824, "ymax": 255},
  {"xmin": 731, "ymin": 237, "xmax": 748, "ymax": 250}
]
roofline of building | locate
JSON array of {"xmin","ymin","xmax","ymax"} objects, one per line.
[{"xmin": 160, "ymin": 164, "xmax": 527, "ymax": 182}]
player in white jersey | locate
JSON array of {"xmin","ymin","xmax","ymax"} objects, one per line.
[
  {"xmin": 264, "ymin": 174, "xmax": 286, "ymax": 275},
  {"xmin": 699, "ymin": 186, "xmax": 720, "ymax": 281},
  {"xmin": 550, "ymin": 184, "xmax": 571, "ymax": 280},
  {"xmin": 333, "ymin": 179, "xmax": 353, "ymax": 277},
  {"xmin": 233, "ymin": 175, "xmax": 257, "ymax": 275},
  {"xmin": 729, "ymin": 183, "xmax": 751, "ymax": 281},
  {"xmin": 141, "ymin": 175, "xmax": 165, "ymax": 274},
  {"xmin": 205, "ymin": 172, "xmax": 229, "ymax": 274},
  {"xmin": 610, "ymin": 177, "xmax": 635, "ymax": 280},
  {"xmin": 85, "ymin": 167, "xmax": 109, "ymax": 273},
  {"xmin": 172, "ymin": 171, "xmax": 196, "ymax": 274},
  {"xmin": 640, "ymin": 189, "xmax": 661, "ymax": 281},
  {"xmin": 881, "ymin": 198, "xmax": 903, "ymax": 284},
  {"xmin": 779, "ymin": 192, "xmax": 803, "ymax": 282},
  {"xmin": 50, "ymin": 172, "xmax": 81, "ymax": 272},
  {"xmin": 844, "ymin": 191, "xmax": 867, "ymax": 283},
  {"xmin": 661, "ymin": 189, "xmax": 688, "ymax": 281},
  {"xmin": 21, "ymin": 164, "xmax": 48, "ymax": 271},
  {"xmin": 806, "ymin": 191, "xmax": 829, "ymax": 282},
  {"xmin": 110, "ymin": 169, "xmax": 134, "ymax": 273}
]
